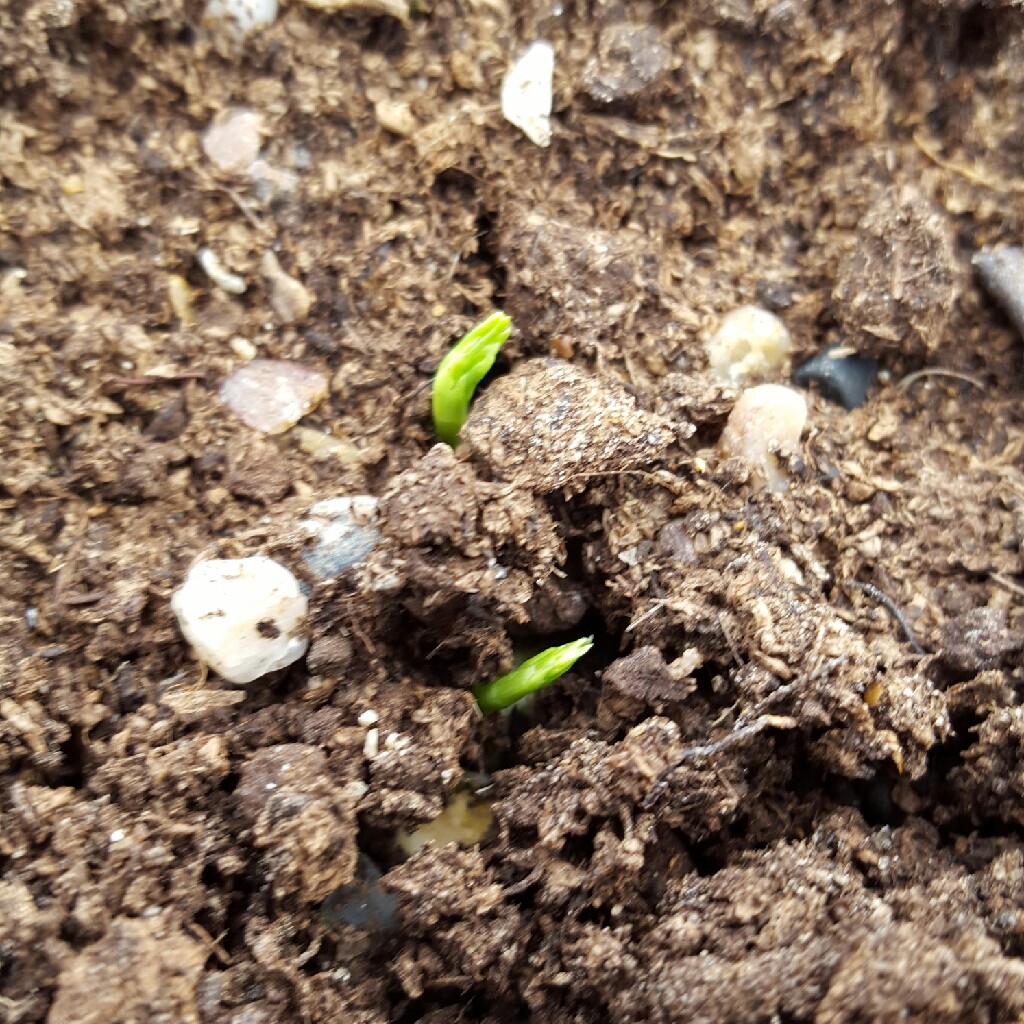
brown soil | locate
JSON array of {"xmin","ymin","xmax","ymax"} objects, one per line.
[{"xmin": 4, "ymin": 1, "xmax": 1024, "ymax": 1021}]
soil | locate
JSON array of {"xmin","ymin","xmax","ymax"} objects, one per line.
[{"xmin": 4, "ymin": 0, "xmax": 1024, "ymax": 1021}]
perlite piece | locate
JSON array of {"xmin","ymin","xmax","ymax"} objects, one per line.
[
  {"xmin": 203, "ymin": 0, "xmax": 278, "ymax": 39},
  {"xmin": 171, "ymin": 555, "xmax": 308, "ymax": 684},
  {"xmin": 261, "ymin": 251, "xmax": 314, "ymax": 324},
  {"xmin": 501, "ymin": 42, "xmax": 555, "ymax": 147}
]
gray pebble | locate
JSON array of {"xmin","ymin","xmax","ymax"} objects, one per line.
[
  {"xmin": 321, "ymin": 854, "xmax": 398, "ymax": 932},
  {"xmin": 299, "ymin": 496, "xmax": 380, "ymax": 581},
  {"xmin": 973, "ymin": 246, "xmax": 1024, "ymax": 339}
]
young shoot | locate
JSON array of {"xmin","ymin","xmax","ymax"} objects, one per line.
[
  {"xmin": 432, "ymin": 311, "xmax": 512, "ymax": 447},
  {"xmin": 473, "ymin": 636, "xmax": 594, "ymax": 716}
]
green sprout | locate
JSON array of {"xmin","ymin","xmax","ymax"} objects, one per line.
[
  {"xmin": 473, "ymin": 636, "xmax": 594, "ymax": 716},
  {"xmin": 432, "ymin": 311, "xmax": 512, "ymax": 447}
]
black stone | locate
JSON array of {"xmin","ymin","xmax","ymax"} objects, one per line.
[{"xmin": 792, "ymin": 347, "xmax": 879, "ymax": 410}]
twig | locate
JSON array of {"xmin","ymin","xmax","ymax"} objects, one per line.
[
  {"xmin": 60, "ymin": 591, "xmax": 105, "ymax": 606},
  {"xmin": 624, "ymin": 600, "xmax": 667, "ymax": 633},
  {"xmin": 106, "ymin": 371, "xmax": 205, "ymax": 388},
  {"xmin": 897, "ymin": 367, "xmax": 986, "ymax": 392},
  {"xmin": 503, "ymin": 866, "xmax": 543, "ymax": 897},
  {"xmin": 642, "ymin": 715, "xmax": 798, "ymax": 809},
  {"xmin": 913, "ymin": 131, "xmax": 1024, "ymax": 194},
  {"xmin": 186, "ymin": 922, "xmax": 232, "ymax": 965},
  {"xmin": 564, "ymin": 468, "xmax": 681, "ymax": 491},
  {"xmin": 841, "ymin": 579, "xmax": 926, "ymax": 655},
  {"xmin": 215, "ymin": 182, "xmax": 269, "ymax": 234},
  {"xmin": 718, "ymin": 611, "xmax": 744, "ymax": 666},
  {"xmin": 990, "ymin": 572, "xmax": 1024, "ymax": 598}
]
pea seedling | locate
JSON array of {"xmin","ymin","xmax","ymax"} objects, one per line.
[
  {"xmin": 473, "ymin": 636, "xmax": 594, "ymax": 716},
  {"xmin": 432, "ymin": 311, "xmax": 512, "ymax": 447}
]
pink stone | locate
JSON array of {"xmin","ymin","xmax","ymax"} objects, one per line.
[
  {"xmin": 219, "ymin": 359, "xmax": 328, "ymax": 434},
  {"xmin": 202, "ymin": 109, "xmax": 262, "ymax": 173}
]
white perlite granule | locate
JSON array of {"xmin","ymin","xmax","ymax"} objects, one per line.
[{"xmin": 171, "ymin": 555, "xmax": 308, "ymax": 684}]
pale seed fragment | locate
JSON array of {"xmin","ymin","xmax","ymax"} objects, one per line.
[
  {"xmin": 720, "ymin": 384, "xmax": 807, "ymax": 492},
  {"xmin": 261, "ymin": 251, "xmax": 313, "ymax": 324}
]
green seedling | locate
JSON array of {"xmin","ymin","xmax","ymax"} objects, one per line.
[
  {"xmin": 432, "ymin": 311, "xmax": 512, "ymax": 447},
  {"xmin": 473, "ymin": 636, "xmax": 594, "ymax": 716}
]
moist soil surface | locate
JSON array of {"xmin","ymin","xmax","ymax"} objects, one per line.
[{"xmin": 4, "ymin": 1, "xmax": 1024, "ymax": 1021}]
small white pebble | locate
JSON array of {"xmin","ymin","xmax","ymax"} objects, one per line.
[
  {"xmin": 199, "ymin": 246, "xmax": 246, "ymax": 295},
  {"xmin": 202, "ymin": 109, "xmax": 262, "ymax": 173},
  {"xmin": 776, "ymin": 556, "xmax": 804, "ymax": 585},
  {"xmin": 344, "ymin": 780, "xmax": 369, "ymax": 801},
  {"xmin": 170, "ymin": 555, "xmax": 308, "ymax": 684},
  {"xmin": 109, "ymin": 829, "xmax": 126, "ymax": 843},
  {"xmin": 357, "ymin": 709, "xmax": 379, "ymax": 727},
  {"xmin": 705, "ymin": 305, "xmax": 793, "ymax": 384},
  {"xmin": 363, "ymin": 727, "xmax": 379, "ymax": 759},
  {"xmin": 203, "ymin": 0, "xmax": 277, "ymax": 39},
  {"xmin": 1, "ymin": 268, "xmax": 27, "ymax": 296},
  {"xmin": 720, "ymin": 384, "xmax": 807, "ymax": 493},
  {"xmin": 502, "ymin": 41, "xmax": 554, "ymax": 147}
]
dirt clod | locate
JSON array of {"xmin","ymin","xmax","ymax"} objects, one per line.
[
  {"xmin": 582, "ymin": 23, "xmax": 672, "ymax": 105},
  {"xmin": 462, "ymin": 359, "xmax": 676, "ymax": 493},
  {"xmin": 48, "ymin": 915, "xmax": 206, "ymax": 1024},
  {"xmin": 939, "ymin": 606, "xmax": 1022, "ymax": 673},
  {"xmin": 5, "ymin": 0, "xmax": 1024, "ymax": 1020},
  {"xmin": 834, "ymin": 186, "xmax": 962, "ymax": 360},
  {"xmin": 236, "ymin": 744, "xmax": 363, "ymax": 903}
]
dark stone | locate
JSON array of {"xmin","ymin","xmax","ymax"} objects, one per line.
[
  {"xmin": 792, "ymin": 346, "xmax": 879, "ymax": 409},
  {"xmin": 145, "ymin": 395, "xmax": 187, "ymax": 440},
  {"xmin": 321, "ymin": 854, "xmax": 398, "ymax": 932}
]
